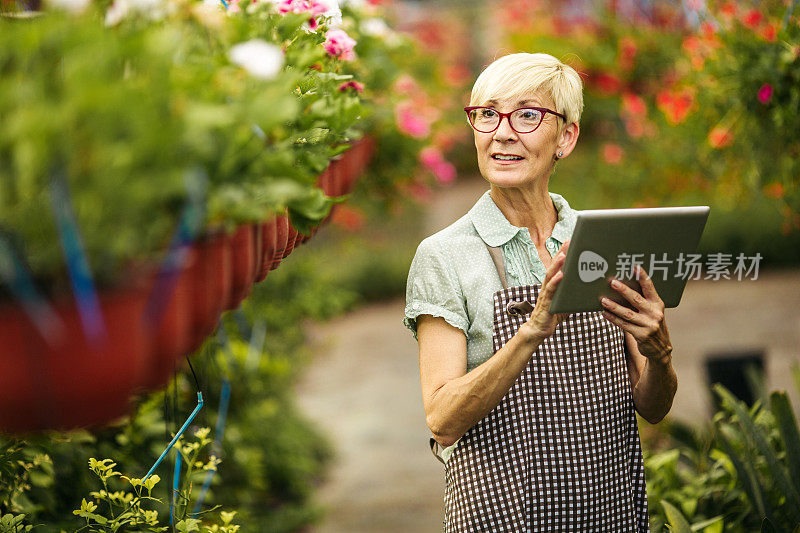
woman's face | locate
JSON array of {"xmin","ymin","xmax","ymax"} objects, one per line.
[{"xmin": 472, "ymin": 93, "xmax": 569, "ymax": 190}]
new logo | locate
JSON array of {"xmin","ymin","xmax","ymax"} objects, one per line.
[{"xmin": 578, "ymin": 250, "xmax": 608, "ymax": 282}]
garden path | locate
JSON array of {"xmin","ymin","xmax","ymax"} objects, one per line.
[{"xmin": 296, "ymin": 176, "xmax": 800, "ymax": 533}]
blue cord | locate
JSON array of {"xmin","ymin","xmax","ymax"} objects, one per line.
[
  {"xmin": 143, "ymin": 169, "xmax": 206, "ymax": 329},
  {"xmin": 49, "ymin": 172, "xmax": 105, "ymax": 345},
  {"xmin": 192, "ymin": 380, "xmax": 231, "ymax": 515},
  {"xmin": 0, "ymin": 234, "xmax": 63, "ymax": 343},
  {"xmin": 143, "ymin": 392, "xmax": 204, "ymax": 483},
  {"xmin": 170, "ymin": 453, "xmax": 182, "ymax": 525}
]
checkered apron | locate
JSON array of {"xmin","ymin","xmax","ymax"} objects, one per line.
[{"xmin": 441, "ymin": 250, "xmax": 649, "ymax": 532}]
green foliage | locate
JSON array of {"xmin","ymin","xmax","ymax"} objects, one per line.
[{"xmin": 648, "ymin": 365, "xmax": 800, "ymax": 532}]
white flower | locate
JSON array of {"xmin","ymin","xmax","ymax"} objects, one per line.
[
  {"xmin": 360, "ymin": 17, "xmax": 389, "ymax": 37},
  {"xmin": 105, "ymin": 0, "xmax": 170, "ymax": 25},
  {"xmin": 229, "ymin": 40, "xmax": 284, "ymax": 80},
  {"xmin": 322, "ymin": 0, "xmax": 342, "ymax": 28},
  {"xmin": 46, "ymin": 0, "xmax": 90, "ymax": 13}
]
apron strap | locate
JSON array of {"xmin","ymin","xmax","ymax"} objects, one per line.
[
  {"xmin": 486, "ymin": 244, "xmax": 507, "ymax": 289},
  {"xmin": 429, "ymin": 437, "xmax": 445, "ymax": 465}
]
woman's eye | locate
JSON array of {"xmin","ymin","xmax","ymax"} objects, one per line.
[
  {"xmin": 520, "ymin": 110, "xmax": 539, "ymax": 119},
  {"xmin": 481, "ymin": 109, "xmax": 497, "ymax": 118}
]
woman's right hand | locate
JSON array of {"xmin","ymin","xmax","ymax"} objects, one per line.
[{"xmin": 524, "ymin": 240, "xmax": 571, "ymax": 340}]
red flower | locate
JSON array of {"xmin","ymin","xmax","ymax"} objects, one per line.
[
  {"xmin": 720, "ymin": 2, "xmax": 737, "ymax": 18},
  {"xmin": 708, "ymin": 126, "xmax": 733, "ymax": 148},
  {"xmin": 593, "ymin": 72, "xmax": 622, "ymax": 95},
  {"xmin": 656, "ymin": 88, "xmax": 694, "ymax": 125},
  {"xmin": 331, "ymin": 205, "xmax": 365, "ymax": 232},
  {"xmin": 759, "ymin": 23, "xmax": 777, "ymax": 42},
  {"xmin": 338, "ymin": 80, "xmax": 365, "ymax": 93},
  {"xmin": 757, "ymin": 83, "xmax": 773, "ymax": 104},
  {"xmin": 622, "ymin": 93, "xmax": 647, "ymax": 116},
  {"xmin": 742, "ymin": 9, "xmax": 763, "ymax": 29},
  {"xmin": 618, "ymin": 36, "xmax": 638, "ymax": 71},
  {"xmin": 601, "ymin": 143, "xmax": 624, "ymax": 165},
  {"xmin": 763, "ymin": 182, "xmax": 784, "ymax": 199}
]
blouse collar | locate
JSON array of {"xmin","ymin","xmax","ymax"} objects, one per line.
[{"xmin": 468, "ymin": 190, "xmax": 576, "ymax": 247}]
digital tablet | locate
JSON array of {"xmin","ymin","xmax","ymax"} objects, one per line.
[{"xmin": 548, "ymin": 206, "xmax": 710, "ymax": 314}]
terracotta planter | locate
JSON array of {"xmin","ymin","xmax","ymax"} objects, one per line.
[
  {"xmin": 255, "ymin": 218, "xmax": 277, "ymax": 282},
  {"xmin": 282, "ymin": 224, "xmax": 299, "ymax": 259},
  {"xmin": 251, "ymin": 223, "xmax": 263, "ymax": 284},
  {"xmin": 317, "ymin": 165, "xmax": 336, "ymax": 197},
  {"xmin": 270, "ymin": 215, "xmax": 290, "ymax": 271},
  {"xmin": 186, "ymin": 232, "xmax": 230, "ymax": 353},
  {"xmin": 0, "ymin": 288, "xmax": 150, "ymax": 432},
  {"xmin": 224, "ymin": 224, "xmax": 256, "ymax": 310},
  {"xmin": 143, "ymin": 257, "xmax": 194, "ymax": 390}
]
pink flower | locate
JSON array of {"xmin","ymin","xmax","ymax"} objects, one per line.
[
  {"xmin": 393, "ymin": 74, "xmax": 419, "ymax": 94},
  {"xmin": 395, "ymin": 102, "xmax": 430, "ymax": 139},
  {"xmin": 419, "ymin": 146, "xmax": 456, "ymax": 184},
  {"xmin": 601, "ymin": 143, "xmax": 624, "ymax": 165},
  {"xmin": 757, "ymin": 83, "xmax": 773, "ymax": 104},
  {"xmin": 276, "ymin": 0, "xmax": 328, "ymax": 16},
  {"xmin": 323, "ymin": 29, "xmax": 356, "ymax": 61},
  {"xmin": 338, "ymin": 80, "xmax": 365, "ymax": 92}
]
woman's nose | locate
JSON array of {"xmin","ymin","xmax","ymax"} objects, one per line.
[{"xmin": 493, "ymin": 115, "xmax": 517, "ymax": 141}]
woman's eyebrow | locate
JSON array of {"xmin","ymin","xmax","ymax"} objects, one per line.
[{"xmin": 485, "ymin": 99, "xmax": 541, "ymax": 106}]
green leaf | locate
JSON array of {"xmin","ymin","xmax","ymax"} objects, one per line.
[
  {"xmin": 690, "ymin": 516, "xmax": 723, "ymax": 532},
  {"xmin": 716, "ymin": 385, "xmax": 800, "ymax": 524},
  {"xmin": 662, "ymin": 500, "xmax": 693, "ymax": 533},
  {"xmin": 760, "ymin": 517, "xmax": 779, "ymax": 533},
  {"xmin": 771, "ymin": 391, "xmax": 800, "ymax": 494},
  {"xmin": 716, "ymin": 422, "xmax": 774, "ymax": 522}
]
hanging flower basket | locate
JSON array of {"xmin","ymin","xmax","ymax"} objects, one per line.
[
  {"xmin": 256, "ymin": 217, "xmax": 278, "ymax": 282},
  {"xmin": 224, "ymin": 224, "xmax": 257, "ymax": 311},
  {"xmin": 0, "ymin": 287, "xmax": 151, "ymax": 432},
  {"xmin": 270, "ymin": 214, "xmax": 290, "ymax": 270},
  {"xmin": 188, "ymin": 232, "xmax": 231, "ymax": 350}
]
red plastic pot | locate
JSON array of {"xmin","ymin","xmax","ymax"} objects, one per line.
[
  {"xmin": 251, "ymin": 223, "xmax": 263, "ymax": 284},
  {"xmin": 186, "ymin": 232, "xmax": 231, "ymax": 354},
  {"xmin": 270, "ymin": 215, "xmax": 290, "ymax": 271},
  {"xmin": 317, "ymin": 165, "xmax": 337, "ymax": 197},
  {"xmin": 282, "ymin": 224, "xmax": 299, "ymax": 259},
  {"xmin": 256, "ymin": 218, "xmax": 277, "ymax": 282},
  {"xmin": 224, "ymin": 224, "xmax": 256, "ymax": 310},
  {"xmin": 0, "ymin": 288, "xmax": 150, "ymax": 432}
]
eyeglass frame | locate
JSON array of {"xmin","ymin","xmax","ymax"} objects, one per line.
[{"xmin": 463, "ymin": 105, "xmax": 567, "ymax": 134}]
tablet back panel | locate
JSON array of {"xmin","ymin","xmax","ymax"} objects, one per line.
[{"xmin": 549, "ymin": 206, "xmax": 710, "ymax": 314}]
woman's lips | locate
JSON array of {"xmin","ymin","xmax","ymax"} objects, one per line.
[{"xmin": 491, "ymin": 155, "xmax": 524, "ymax": 165}]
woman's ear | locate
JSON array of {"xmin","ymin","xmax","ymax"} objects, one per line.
[{"xmin": 557, "ymin": 122, "xmax": 580, "ymax": 159}]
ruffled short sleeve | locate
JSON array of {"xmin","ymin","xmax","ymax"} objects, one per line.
[{"xmin": 403, "ymin": 238, "xmax": 469, "ymax": 340}]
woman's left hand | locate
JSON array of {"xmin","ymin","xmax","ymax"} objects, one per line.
[{"xmin": 600, "ymin": 264, "xmax": 673, "ymax": 360}]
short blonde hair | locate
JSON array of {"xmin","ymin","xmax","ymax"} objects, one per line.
[{"xmin": 469, "ymin": 53, "xmax": 584, "ymax": 127}]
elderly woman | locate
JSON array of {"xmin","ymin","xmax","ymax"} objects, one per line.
[{"xmin": 403, "ymin": 53, "xmax": 677, "ymax": 531}]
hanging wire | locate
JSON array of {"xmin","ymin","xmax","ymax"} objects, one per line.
[
  {"xmin": 142, "ymin": 391, "xmax": 203, "ymax": 483},
  {"xmin": 143, "ymin": 168, "xmax": 206, "ymax": 330},
  {"xmin": 191, "ymin": 379, "xmax": 231, "ymax": 516},
  {"xmin": 48, "ymin": 170, "xmax": 105, "ymax": 345},
  {"xmin": 0, "ymin": 231, "xmax": 63, "ymax": 344},
  {"xmin": 170, "ymin": 453, "xmax": 182, "ymax": 526}
]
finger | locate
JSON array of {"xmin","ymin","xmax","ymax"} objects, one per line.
[
  {"xmin": 601, "ymin": 310, "xmax": 648, "ymax": 338},
  {"xmin": 540, "ymin": 270, "xmax": 564, "ymax": 304},
  {"xmin": 600, "ymin": 297, "xmax": 649, "ymax": 327},
  {"xmin": 609, "ymin": 277, "xmax": 650, "ymax": 312},
  {"xmin": 542, "ymin": 251, "xmax": 566, "ymax": 288},
  {"xmin": 635, "ymin": 265, "xmax": 662, "ymax": 304}
]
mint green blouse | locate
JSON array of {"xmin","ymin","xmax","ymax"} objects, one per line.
[{"xmin": 403, "ymin": 189, "xmax": 578, "ymax": 373}]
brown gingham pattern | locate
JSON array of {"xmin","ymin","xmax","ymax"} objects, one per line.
[{"xmin": 443, "ymin": 284, "xmax": 649, "ymax": 532}]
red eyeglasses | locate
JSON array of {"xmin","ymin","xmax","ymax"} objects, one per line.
[{"xmin": 464, "ymin": 106, "xmax": 567, "ymax": 134}]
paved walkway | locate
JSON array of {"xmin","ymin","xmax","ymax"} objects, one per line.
[{"xmin": 295, "ymin": 177, "xmax": 800, "ymax": 533}]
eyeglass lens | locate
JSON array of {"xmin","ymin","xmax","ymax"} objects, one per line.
[{"xmin": 469, "ymin": 108, "xmax": 543, "ymax": 133}]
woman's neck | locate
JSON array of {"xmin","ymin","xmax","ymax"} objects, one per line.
[{"xmin": 489, "ymin": 183, "xmax": 559, "ymax": 245}]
